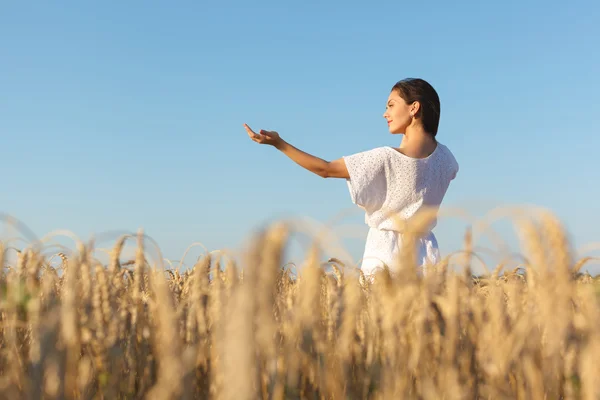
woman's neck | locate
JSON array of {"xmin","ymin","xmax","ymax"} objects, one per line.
[{"xmin": 398, "ymin": 124, "xmax": 437, "ymax": 158}]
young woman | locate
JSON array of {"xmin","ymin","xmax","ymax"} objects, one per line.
[{"xmin": 243, "ymin": 78, "xmax": 459, "ymax": 277}]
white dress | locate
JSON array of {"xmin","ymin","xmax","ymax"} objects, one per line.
[{"xmin": 343, "ymin": 143, "xmax": 458, "ymax": 276}]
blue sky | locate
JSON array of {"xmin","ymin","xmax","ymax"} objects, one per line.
[{"xmin": 2, "ymin": 1, "xmax": 599, "ymax": 274}]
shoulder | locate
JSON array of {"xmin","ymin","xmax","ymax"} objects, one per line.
[
  {"xmin": 342, "ymin": 147, "xmax": 391, "ymax": 176},
  {"xmin": 343, "ymin": 146, "xmax": 390, "ymax": 162},
  {"xmin": 435, "ymin": 142, "xmax": 457, "ymax": 162},
  {"xmin": 434, "ymin": 142, "xmax": 459, "ymax": 175}
]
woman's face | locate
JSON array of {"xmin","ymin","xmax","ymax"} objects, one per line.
[{"xmin": 383, "ymin": 91, "xmax": 413, "ymax": 134}]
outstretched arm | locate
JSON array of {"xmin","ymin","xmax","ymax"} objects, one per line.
[
  {"xmin": 243, "ymin": 124, "xmax": 349, "ymax": 179},
  {"xmin": 275, "ymin": 139, "xmax": 349, "ymax": 179}
]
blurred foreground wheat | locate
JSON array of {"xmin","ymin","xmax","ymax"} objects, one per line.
[{"xmin": 1, "ymin": 210, "xmax": 600, "ymax": 399}]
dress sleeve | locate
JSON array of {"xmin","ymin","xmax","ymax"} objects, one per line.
[
  {"xmin": 342, "ymin": 147, "xmax": 388, "ymax": 210},
  {"xmin": 450, "ymin": 153, "xmax": 459, "ymax": 180}
]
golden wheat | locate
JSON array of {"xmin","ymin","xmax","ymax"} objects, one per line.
[{"xmin": 0, "ymin": 210, "xmax": 599, "ymax": 399}]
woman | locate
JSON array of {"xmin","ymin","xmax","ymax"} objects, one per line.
[{"xmin": 243, "ymin": 78, "xmax": 459, "ymax": 277}]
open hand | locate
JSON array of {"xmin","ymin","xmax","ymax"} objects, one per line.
[{"xmin": 243, "ymin": 124, "xmax": 282, "ymax": 147}]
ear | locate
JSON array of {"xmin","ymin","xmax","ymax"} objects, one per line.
[{"xmin": 410, "ymin": 101, "xmax": 421, "ymax": 116}]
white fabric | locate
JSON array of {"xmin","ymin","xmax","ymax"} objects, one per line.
[{"xmin": 343, "ymin": 143, "xmax": 458, "ymax": 276}]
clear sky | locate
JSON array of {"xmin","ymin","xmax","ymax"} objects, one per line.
[{"xmin": 2, "ymin": 1, "xmax": 599, "ymax": 274}]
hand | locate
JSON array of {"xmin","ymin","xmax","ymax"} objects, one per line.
[{"xmin": 243, "ymin": 123, "xmax": 282, "ymax": 147}]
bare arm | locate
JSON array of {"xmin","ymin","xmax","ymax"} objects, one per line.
[
  {"xmin": 275, "ymin": 139, "xmax": 349, "ymax": 179},
  {"xmin": 243, "ymin": 124, "xmax": 349, "ymax": 179}
]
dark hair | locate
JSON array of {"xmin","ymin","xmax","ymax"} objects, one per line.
[{"xmin": 391, "ymin": 78, "xmax": 441, "ymax": 137}]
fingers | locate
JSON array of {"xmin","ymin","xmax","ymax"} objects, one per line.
[
  {"xmin": 243, "ymin": 123, "xmax": 268, "ymax": 143},
  {"xmin": 243, "ymin": 123, "xmax": 256, "ymax": 136},
  {"xmin": 243, "ymin": 123, "xmax": 260, "ymax": 141}
]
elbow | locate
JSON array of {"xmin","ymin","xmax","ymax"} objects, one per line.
[
  {"xmin": 317, "ymin": 163, "xmax": 330, "ymax": 178},
  {"xmin": 318, "ymin": 162, "xmax": 347, "ymax": 179}
]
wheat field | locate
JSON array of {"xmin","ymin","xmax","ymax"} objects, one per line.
[{"xmin": 1, "ymin": 209, "xmax": 600, "ymax": 399}]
